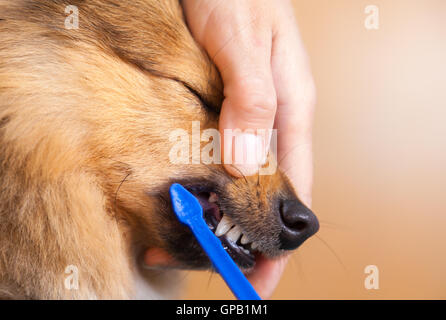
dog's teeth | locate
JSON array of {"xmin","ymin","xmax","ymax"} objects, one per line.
[
  {"xmin": 226, "ymin": 225, "xmax": 242, "ymax": 243},
  {"xmin": 240, "ymin": 234, "xmax": 250, "ymax": 245},
  {"xmin": 215, "ymin": 215, "xmax": 233, "ymax": 237},
  {"xmin": 208, "ymin": 192, "xmax": 218, "ymax": 203}
]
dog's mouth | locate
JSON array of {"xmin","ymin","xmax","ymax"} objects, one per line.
[{"xmin": 188, "ymin": 188, "xmax": 258, "ymax": 269}]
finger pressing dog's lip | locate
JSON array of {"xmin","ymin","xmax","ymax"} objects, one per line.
[{"xmin": 188, "ymin": 188, "xmax": 258, "ymax": 269}]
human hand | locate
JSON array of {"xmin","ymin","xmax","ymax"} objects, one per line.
[{"xmin": 144, "ymin": 0, "xmax": 315, "ymax": 299}]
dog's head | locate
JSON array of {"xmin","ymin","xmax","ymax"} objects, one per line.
[{"xmin": 0, "ymin": 0, "xmax": 318, "ymax": 271}]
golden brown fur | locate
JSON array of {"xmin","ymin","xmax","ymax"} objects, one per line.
[{"xmin": 0, "ymin": 0, "xmax": 308, "ymax": 299}]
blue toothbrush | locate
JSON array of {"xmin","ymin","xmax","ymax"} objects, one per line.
[{"xmin": 169, "ymin": 183, "xmax": 261, "ymax": 300}]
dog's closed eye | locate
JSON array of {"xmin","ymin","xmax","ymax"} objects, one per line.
[{"xmin": 182, "ymin": 81, "xmax": 220, "ymax": 115}]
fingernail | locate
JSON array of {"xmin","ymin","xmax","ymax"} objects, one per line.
[{"xmin": 232, "ymin": 133, "xmax": 268, "ymax": 176}]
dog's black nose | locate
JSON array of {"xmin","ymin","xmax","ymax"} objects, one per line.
[{"xmin": 279, "ymin": 199, "xmax": 319, "ymax": 250}]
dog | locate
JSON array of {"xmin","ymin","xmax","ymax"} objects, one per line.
[{"xmin": 0, "ymin": 0, "xmax": 319, "ymax": 299}]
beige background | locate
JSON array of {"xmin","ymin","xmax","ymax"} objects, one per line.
[{"xmin": 182, "ymin": 0, "xmax": 446, "ymax": 299}]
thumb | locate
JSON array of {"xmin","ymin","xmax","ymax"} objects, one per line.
[
  {"xmin": 216, "ymin": 36, "xmax": 277, "ymax": 177},
  {"xmin": 181, "ymin": 0, "xmax": 277, "ymax": 177}
]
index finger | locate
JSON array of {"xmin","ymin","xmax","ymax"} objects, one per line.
[{"xmin": 271, "ymin": 2, "xmax": 316, "ymax": 207}]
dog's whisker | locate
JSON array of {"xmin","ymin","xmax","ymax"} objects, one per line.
[
  {"xmin": 206, "ymin": 270, "xmax": 215, "ymax": 292},
  {"xmin": 290, "ymin": 252, "xmax": 307, "ymax": 284},
  {"xmin": 314, "ymin": 235, "xmax": 348, "ymax": 273},
  {"xmin": 228, "ymin": 164, "xmax": 249, "ymax": 184},
  {"xmin": 178, "ymin": 270, "xmax": 191, "ymax": 285},
  {"xmin": 114, "ymin": 172, "xmax": 131, "ymax": 209},
  {"xmin": 256, "ymin": 163, "xmax": 262, "ymax": 187},
  {"xmin": 319, "ymin": 220, "xmax": 349, "ymax": 231},
  {"xmin": 277, "ymin": 142, "xmax": 312, "ymax": 169}
]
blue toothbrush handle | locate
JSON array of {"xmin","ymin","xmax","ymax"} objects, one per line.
[{"xmin": 188, "ymin": 218, "xmax": 261, "ymax": 300}]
